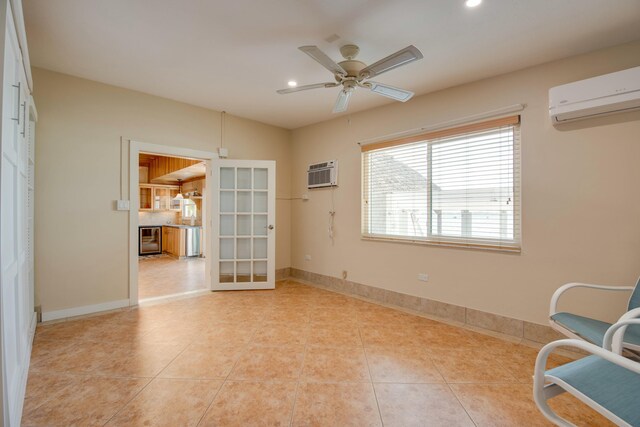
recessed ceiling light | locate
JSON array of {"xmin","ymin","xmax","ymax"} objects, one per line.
[
  {"xmin": 288, "ymin": 80, "xmax": 297, "ymax": 87},
  {"xmin": 465, "ymin": 0, "xmax": 482, "ymax": 7}
]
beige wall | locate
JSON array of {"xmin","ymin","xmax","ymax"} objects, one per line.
[
  {"xmin": 33, "ymin": 68, "xmax": 292, "ymax": 312},
  {"xmin": 291, "ymin": 41, "xmax": 640, "ymax": 325}
]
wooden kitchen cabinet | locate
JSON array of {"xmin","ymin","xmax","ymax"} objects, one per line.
[
  {"xmin": 153, "ymin": 187, "xmax": 171, "ymax": 210},
  {"xmin": 139, "ymin": 185, "xmax": 153, "ymax": 210},
  {"xmin": 162, "ymin": 226, "xmax": 185, "ymax": 257},
  {"xmin": 138, "ymin": 184, "xmax": 179, "ymax": 211},
  {"xmin": 162, "ymin": 227, "xmax": 168, "ymax": 252}
]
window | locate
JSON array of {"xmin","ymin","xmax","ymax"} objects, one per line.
[
  {"xmin": 361, "ymin": 115, "xmax": 520, "ymax": 252},
  {"xmin": 182, "ymin": 199, "xmax": 197, "ymax": 218}
]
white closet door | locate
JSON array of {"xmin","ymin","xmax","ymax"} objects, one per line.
[
  {"xmin": 211, "ymin": 160, "xmax": 276, "ymax": 290},
  {"xmin": 1, "ymin": 3, "xmax": 33, "ymax": 425}
]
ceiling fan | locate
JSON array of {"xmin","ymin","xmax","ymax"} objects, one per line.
[{"xmin": 277, "ymin": 44, "xmax": 423, "ymax": 113}]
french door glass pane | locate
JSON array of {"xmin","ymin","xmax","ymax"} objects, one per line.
[
  {"xmin": 220, "ymin": 191, "xmax": 234, "ymax": 212},
  {"xmin": 237, "ymin": 261, "xmax": 251, "ymax": 282},
  {"xmin": 237, "ymin": 215, "xmax": 251, "ymax": 235},
  {"xmin": 237, "ymin": 191, "xmax": 251, "ymax": 212},
  {"xmin": 253, "ymin": 261, "xmax": 267, "ymax": 282},
  {"xmin": 237, "ymin": 238, "xmax": 251, "ymax": 259},
  {"xmin": 254, "ymin": 192, "xmax": 267, "ymax": 213},
  {"xmin": 253, "ymin": 238, "xmax": 267, "ymax": 259},
  {"xmin": 237, "ymin": 168, "xmax": 252, "ymax": 189},
  {"xmin": 220, "ymin": 215, "xmax": 234, "ymax": 236},
  {"xmin": 220, "ymin": 262, "xmax": 234, "ymax": 282},
  {"xmin": 220, "ymin": 238, "xmax": 234, "ymax": 259},
  {"xmin": 253, "ymin": 215, "xmax": 267, "ymax": 236},
  {"xmin": 220, "ymin": 168, "xmax": 235, "ymax": 189},
  {"xmin": 254, "ymin": 168, "xmax": 268, "ymax": 190}
]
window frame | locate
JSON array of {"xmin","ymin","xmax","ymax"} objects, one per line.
[{"xmin": 361, "ymin": 115, "xmax": 521, "ymax": 253}]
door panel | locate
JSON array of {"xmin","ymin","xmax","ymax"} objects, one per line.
[
  {"xmin": 211, "ymin": 160, "xmax": 275, "ymax": 290},
  {"xmin": 2, "ymin": 4, "xmax": 34, "ymax": 424}
]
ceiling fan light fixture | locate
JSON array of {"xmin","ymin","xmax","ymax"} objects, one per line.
[
  {"xmin": 465, "ymin": 0, "xmax": 482, "ymax": 7},
  {"xmin": 287, "ymin": 80, "xmax": 297, "ymax": 87}
]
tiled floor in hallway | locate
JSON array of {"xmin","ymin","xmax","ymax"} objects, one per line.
[
  {"xmin": 24, "ymin": 280, "xmax": 613, "ymax": 426},
  {"xmin": 138, "ymin": 255, "xmax": 206, "ymax": 300}
]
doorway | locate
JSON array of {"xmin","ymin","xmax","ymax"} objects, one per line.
[{"xmin": 129, "ymin": 141, "xmax": 216, "ymax": 305}]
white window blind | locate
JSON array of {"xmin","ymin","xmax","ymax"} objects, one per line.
[{"xmin": 362, "ymin": 116, "xmax": 521, "ymax": 252}]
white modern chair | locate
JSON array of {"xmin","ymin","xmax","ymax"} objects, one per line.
[
  {"xmin": 549, "ymin": 277, "xmax": 640, "ymax": 353},
  {"xmin": 534, "ymin": 319, "xmax": 640, "ymax": 426}
]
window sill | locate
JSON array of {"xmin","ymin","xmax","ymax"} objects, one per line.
[{"xmin": 361, "ymin": 235, "xmax": 521, "ymax": 254}]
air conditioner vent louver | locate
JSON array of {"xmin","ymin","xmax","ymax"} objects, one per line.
[{"xmin": 307, "ymin": 160, "xmax": 338, "ymax": 189}]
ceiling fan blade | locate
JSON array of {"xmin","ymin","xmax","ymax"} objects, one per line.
[
  {"xmin": 277, "ymin": 82, "xmax": 338, "ymax": 94},
  {"xmin": 367, "ymin": 81, "xmax": 414, "ymax": 102},
  {"xmin": 333, "ymin": 89, "xmax": 352, "ymax": 113},
  {"xmin": 299, "ymin": 46, "xmax": 347, "ymax": 76},
  {"xmin": 359, "ymin": 45, "xmax": 423, "ymax": 79}
]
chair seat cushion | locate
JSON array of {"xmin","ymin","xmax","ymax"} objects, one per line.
[
  {"xmin": 546, "ymin": 355, "xmax": 640, "ymax": 425},
  {"xmin": 551, "ymin": 312, "xmax": 640, "ymax": 347}
]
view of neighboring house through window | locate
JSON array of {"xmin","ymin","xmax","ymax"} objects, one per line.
[{"xmin": 361, "ymin": 116, "xmax": 521, "ymax": 251}]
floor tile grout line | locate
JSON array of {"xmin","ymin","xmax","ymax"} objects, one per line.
[
  {"xmin": 193, "ymin": 379, "xmax": 225, "ymax": 427},
  {"xmin": 446, "ymin": 383, "xmax": 479, "ymax": 427},
  {"xmin": 100, "ymin": 376, "xmax": 154, "ymax": 427},
  {"xmin": 195, "ymin": 320, "xmax": 260, "ymax": 426},
  {"xmin": 288, "ymin": 324, "xmax": 311, "ymax": 427},
  {"xmin": 359, "ymin": 325, "xmax": 385, "ymax": 426},
  {"xmin": 101, "ymin": 338, "xmax": 192, "ymax": 426},
  {"xmin": 424, "ymin": 351, "xmax": 478, "ymax": 425},
  {"xmin": 288, "ymin": 380, "xmax": 302, "ymax": 427}
]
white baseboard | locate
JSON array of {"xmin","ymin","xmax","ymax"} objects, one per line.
[
  {"xmin": 42, "ymin": 299, "xmax": 130, "ymax": 322},
  {"xmin": 29, "ymin": 311, "xmax": 37, "ymax": 339},
  {"xmin": 138, "ymin": 289, "xmax": 210, "ymax": 306}
]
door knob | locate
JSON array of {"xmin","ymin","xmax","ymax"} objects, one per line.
[{"xmin": 268, "ymin": 225, "xmax": 274, "ymax": 230}]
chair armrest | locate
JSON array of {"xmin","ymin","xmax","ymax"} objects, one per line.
[
  {"xmin": 604, "ymin": 313, "xmax": 640, "ymax": 354},
  {"xmin": 533, "ymin": 339, "xmax": 640, "ymax": 426},
  {"xmin": 534, "ymin": 339, "xmax": 640, "ymax": 387},
  {"xmin": 549, "ymin": 283, "xmax": 634, "ymax": 317}
]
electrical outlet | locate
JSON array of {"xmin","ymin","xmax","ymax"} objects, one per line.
[
  {"xmin": 342, "ymin": 270, "xmax": 348, "ymax": 279},
  {"xmin": 304, "ymin": 254, "xmax": 311, "ymax": 261},
  {"xmin": 418, "ymin": 273, "xmax": 429, "ymax": 282}
]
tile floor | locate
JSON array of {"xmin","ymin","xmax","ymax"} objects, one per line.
[
  {"xmin": 138, "ymin": 255, "xmax": 206, "ymax": 300},
  {"xmin": 24, "ymin": 280, "xmax": 613, "ymax": 426}
]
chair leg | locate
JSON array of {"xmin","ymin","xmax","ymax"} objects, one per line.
[{"xmin": 532, "ymin": 383, "xmax": 575, "ymax": 427}]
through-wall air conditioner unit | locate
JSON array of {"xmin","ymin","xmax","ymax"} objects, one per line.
[
  {"xmin": 549, "ymin": 66, "xmax": 640, "ymax": 125},
  {"xmin": 307, "ymin": 160, "xmax": 338, "ymax": 189}
]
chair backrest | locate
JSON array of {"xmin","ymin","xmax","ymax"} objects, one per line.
[{"xmin": 629, "ymin": 276, "xmax": 640, "ymax": 310}]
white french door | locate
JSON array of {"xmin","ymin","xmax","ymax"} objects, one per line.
[{"xmin": 211, "ymin": 160, "xmax": 276, "ymax": 290}]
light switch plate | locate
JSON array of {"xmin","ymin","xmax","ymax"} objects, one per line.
[{"xmin": 116, "ymin": 200, "xmax": 130, "ymax": 211}]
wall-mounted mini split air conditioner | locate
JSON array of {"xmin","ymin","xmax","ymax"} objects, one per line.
[
  {"xmin": 307, "ymin": 160, "xmax": 338, "ymax": 189},
  {"xmin": 549, "ymin": 66, "xmax": 640, "ymax": 125}
]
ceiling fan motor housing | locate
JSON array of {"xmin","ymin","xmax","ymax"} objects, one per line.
[
  {"xmin": 339, "ymin": 44, "xmax": 360, "ymax": 60},
  {"xmin": 337, "ymin": 60, "xmax": 367, "ymax": 79}
]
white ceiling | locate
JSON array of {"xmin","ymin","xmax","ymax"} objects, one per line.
[{"xmin": 24, "ymin": 0, "xmax": 640, "ymax": 129}]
